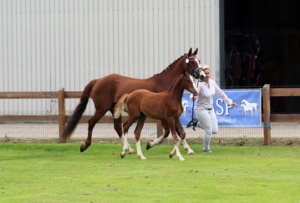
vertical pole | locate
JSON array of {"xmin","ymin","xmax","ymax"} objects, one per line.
[
  {"xmin": 262, "ymin": 84, "xmax": 271, "ymax": 145},
  {"xmin": 58, "ymin": 88, "xmax": 66, "ymax": 143}
]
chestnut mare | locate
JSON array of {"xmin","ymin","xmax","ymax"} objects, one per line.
[
  {"xmin": 114, "ymin": 72, "xmax": 199, "ymax": 161},
  {"xmin": 62, "ymin": 48, "xmax": 204, "ymax": 153}
]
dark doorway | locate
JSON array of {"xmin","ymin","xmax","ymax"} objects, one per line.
[{"xmin": 223, "ymin": 0, "xmax": 300, "ymax": 112}]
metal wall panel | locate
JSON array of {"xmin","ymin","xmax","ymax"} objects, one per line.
[{"xmin": 0, "ymin": 0, "xmax": 220, "ymax": 115}]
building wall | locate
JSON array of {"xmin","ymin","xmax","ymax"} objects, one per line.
[{"xmin": 0, "ymin": 0, "xmax": 220, "ymax": 115}]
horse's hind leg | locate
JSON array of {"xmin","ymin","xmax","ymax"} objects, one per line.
[
  {"xmin": 134, "ymin": 114, "xmax": 147, "ymax": 159},
  {"xmin": 120, "ymin": 115, "xmax": 138, "ymax": 158},
  {"xmin": 80, "ymin": 110, "xmax": 105, "ymax": 152},
  {"xmin": 111, "ymin": 112, "xmax": 136, "ymax": 154},
  {"xmin": 168, "ymin": 119, "xmax": 184, "ymax": 161},
  {"xmin": 146, "ymin": 120, "xmax": 169, "ymax": 150}
]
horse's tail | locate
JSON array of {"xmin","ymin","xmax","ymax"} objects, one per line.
[
  {"xmin": 114, "ymin": 94, "xmax": 129, "ymax": 119},
  {"xmin": 62, "ymin": 79, "xmax": 97, "ymax": 140}
]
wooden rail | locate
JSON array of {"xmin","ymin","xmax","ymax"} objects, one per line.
[
  {"xmin": 0, "ymin": 88, "xmax": 163, "ymax": 142},
  {"xmin": 1, "ymin": 85, "xmax": 299, "ymax": 145}
]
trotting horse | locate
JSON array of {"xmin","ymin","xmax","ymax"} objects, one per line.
[
  {"xmin": 114, "ymin": 72, "xmax": 199, "ymax": 161},
  {"xmin": 62, "ymin": 48, "xmax": 205, "ymax": 153}
]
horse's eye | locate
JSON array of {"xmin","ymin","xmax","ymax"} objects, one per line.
[
  {"xmin": 186, "ymin": 80, "xmax": 190, "ymax": 82},
  {"xmin": 191, "ymin": 62, "xmax": 194, "ymax": 65}
]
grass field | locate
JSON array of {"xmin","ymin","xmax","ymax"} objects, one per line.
[{"xmin": 0, "ymin": 142, "xmax": 300, "ymax": 202}]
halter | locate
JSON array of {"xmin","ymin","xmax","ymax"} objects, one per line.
[{"xmin": 186, "ymin": 56, "xmax": 205, "ymax": 81}]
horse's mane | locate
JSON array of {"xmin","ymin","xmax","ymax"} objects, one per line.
[{"xmin": 154, "ymin": 54, "xmax": 186, "ymax": 76}]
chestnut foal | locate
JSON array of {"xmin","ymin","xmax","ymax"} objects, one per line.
[{"xmin": 114, "ymin": 72, "xmax": 199, "ymax": 161}]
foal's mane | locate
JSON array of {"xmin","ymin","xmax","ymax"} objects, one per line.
[
  {"xmin": 154, "ymin": 54, "xmax": 186, "ymax": 76},
  {"xmin": 166, "ymin": 74, "xmax": 183, "ymax": 92}
]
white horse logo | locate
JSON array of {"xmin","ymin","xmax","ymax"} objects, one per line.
[
  {"xmin": 181, "ymin": 100, "xmax": 189, "ymax": 116},
  {"xmin": 241, "ymin": 99, "xmax": 259, "ymax": 116}
]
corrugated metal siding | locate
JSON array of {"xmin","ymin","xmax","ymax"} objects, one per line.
[{"xmin": 0, "ymin": 0, "xmax": 220, "ymax": 115}]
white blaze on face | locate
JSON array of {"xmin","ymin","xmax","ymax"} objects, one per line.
[
  {"xmin": 189, "ymin": 75, "xmax": 199, "ymax": 95},
  {"xmin": 195, "ymin": 58, "xmax": 201, "ymax": 68},
  {"xmin": 196, "ymin": 59, "xmax": 206, "ymax": 80}
]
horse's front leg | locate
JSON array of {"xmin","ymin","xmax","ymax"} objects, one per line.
[
  {"xmin": 182, "ymin": 139, "xmax": 195, "ymax": 155},
  {"xmin": 168, "ymin": 119, "xmax": 184, "ymax": 161},
  {"xmin": 175, "ymin": 119, "xmax": 195, "ymax": 155},
  {"xmin": 169, "ymin": 136, "xmax": 184, "ymax": 161},
  {"xmin": 146, "ymin": 120, "xmax": 169, "ymax": 150}
]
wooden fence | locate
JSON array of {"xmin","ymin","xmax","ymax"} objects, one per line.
[
  {"xmin": 0, "ymin": 88, "xmax": 163, "ymax": 142},
  {"xmin": 1, "ymin": 84, "xmax": 300, "ymax": 145},
  {"xmin": 262, "ymin": 84, "xmax": 300, "ymax": 144}
]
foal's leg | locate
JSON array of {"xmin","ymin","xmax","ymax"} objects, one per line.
[
  {"xmin": 175, "ymin": 119, "xmax": 195, "ymax": 155},
  {"xmin": 146, "ymin": 120, "xmax": 169, "ymax": 150},
  {"xmin": 182, "ymin": 139, "xmax": 195, "ymax": 155},
  {"xmin": 110, "ymin": 110, "xmax": 136, "ymax": 154},
  {"xmin": 80, "ymin": 110, "xmax": 106, "ymax": 152},
  {"xmin": 120, "ymin": 116, "xmax": 139, "ymax": 158},
  {"xmin": 168, "ymin": 119, "xmax": 184, "ymax": 161},
  {"xmin": 120, "ymin": 120, "xmax": 129, "ymax": 158},
  {"xmin": 134, "ymin": 114, "xmax": 147, "ymax": 159}
]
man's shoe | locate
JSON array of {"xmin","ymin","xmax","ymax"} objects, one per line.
[{"xmin": 203, "ymin": 149, "xmax": 212, "ymax": 153}]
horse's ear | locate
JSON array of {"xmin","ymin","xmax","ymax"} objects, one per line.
[
  {"xmin": 188, "ymin": 48, "xmax": 192, "ymax": 57},
  {"xmin": 193, "ymin": 48, "xmax": 198, "ymax": 56}
]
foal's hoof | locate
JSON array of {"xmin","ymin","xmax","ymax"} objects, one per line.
[
  {"xmin": 146, "ymin": 142, "xmax": 152, "ymax": 150},
  {"xmin": 187, "ymin": 151, "xmax": 195, "ymax": 155},
  {"xmin": 169, "ymin": 153, "xmax": 173, "ymax": 159},
  {"xmin": 129, "ymin": 151, "xmax": 136, "ymax": 154},
  {"xmin": 120, "ymin": 153, "xmax": 125, "ymax": 159},
  {"xmin": 138, "ymin": 155, "xmax": 147, "ymax": 160}
]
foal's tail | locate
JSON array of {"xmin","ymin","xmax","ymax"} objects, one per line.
[
  {"xmin": 114, "ymin": 94, "xmax": 129, "ymax": 119},
  {"xmin": 62, "ymin": 79, "xmax": 97, "ymax": 141}
]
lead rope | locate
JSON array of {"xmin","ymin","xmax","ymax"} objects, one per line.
[
  {"xmin": 191, "ymin": 81, "xmax": 199, "ymax": 131},
  {"xmin": 188, "ymin": 81, "xmax": 199, "ymax": 131},
  {"xmin": 191, "ymin": 98, "xmax": 196, "ymax": 131}
]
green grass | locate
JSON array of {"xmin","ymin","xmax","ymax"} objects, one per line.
[{"xmin": 0, "ymin": 143, "xmax": 300, "ymax": 203}]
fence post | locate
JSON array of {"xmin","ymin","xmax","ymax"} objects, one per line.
[
  {"xmin": 262, "ymin": 84, "xmax": 271, "ymax": 145},
  {"xmin": 58, "ymin": 88, "xmax": 66, "ymax": 143}
]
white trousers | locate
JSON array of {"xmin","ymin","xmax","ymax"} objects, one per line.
[{"xmin": 195, "ymin": 109, "xmax": 218, "ymax": 150}]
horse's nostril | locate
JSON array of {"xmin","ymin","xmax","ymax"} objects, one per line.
[{"xmin": 200, "ymin": 75, "xmax": 205, "ymax": 81}]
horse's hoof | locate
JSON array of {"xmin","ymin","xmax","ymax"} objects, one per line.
[
  {"xmin": 120, "ymin": 153, "xmax": 125, "ymax": 159},
  {"xmin": 187, "ymin": 151, "xmax": 195, "ymax": 155},
  {"xmin": 146, "ymin": 142, "xmax": 151, "ymax": 150},
  {"xmin": 80, "ymin": 145, "xmax": 86, "ymax": 152},
  {"xmin": 169, "ymin": 153, "xmax": 173, "ymax": 159}
]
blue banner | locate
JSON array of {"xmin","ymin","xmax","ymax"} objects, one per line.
[{"xmin": 180, "ymin": 89, "xmax": 262, "ymax": 128}]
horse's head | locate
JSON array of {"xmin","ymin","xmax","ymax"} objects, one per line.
[
  {"xmin": 182, "ymin": 72, "xmax": 199, "ymax": 96},
  {"xmin": 185, "ymin": 48, "xmax": 206, "ymax": 82}
]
